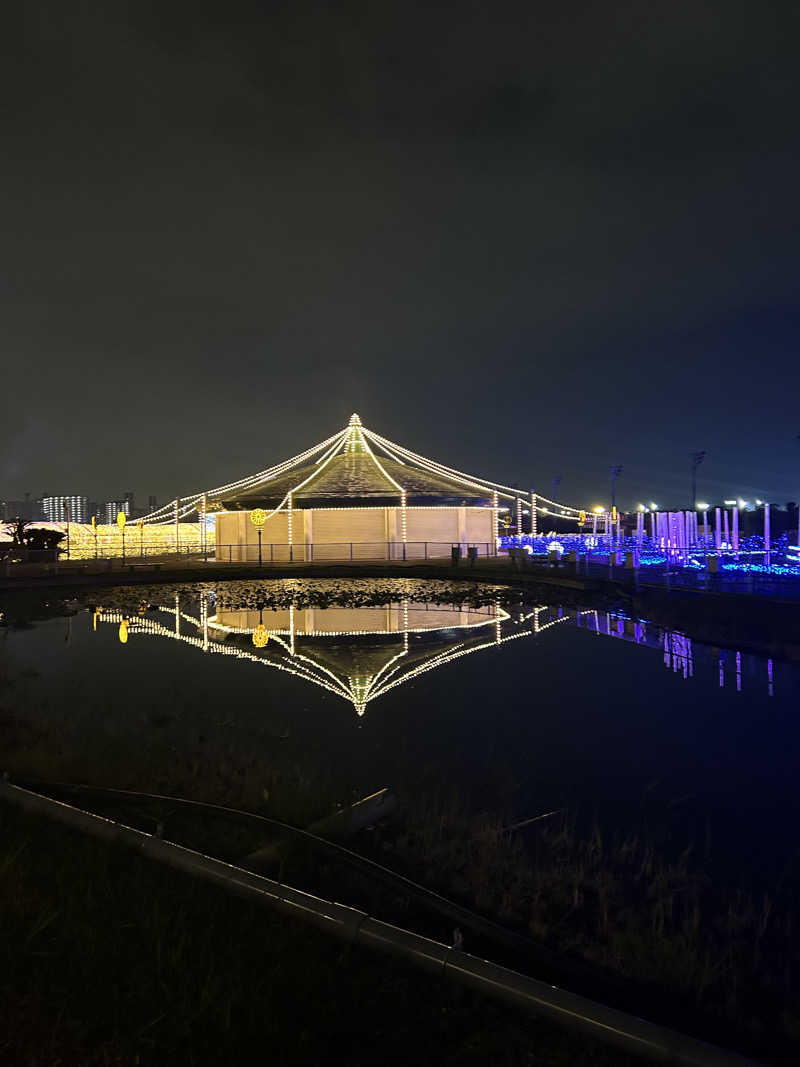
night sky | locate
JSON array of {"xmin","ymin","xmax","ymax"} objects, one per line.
[{"xmin": 1, "ymin": 2, "xmax": 798, "ymax": 510}]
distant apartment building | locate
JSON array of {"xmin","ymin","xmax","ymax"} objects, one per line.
[
  {"xmin": 1, "ymin": 493, "xmax": 45, "ymax": 522},
  {"xmin": 103, "ymin": 499, "xmax": 130, "ymax": 524},
  {"xmin": 41, "ymin": 495, "xmax": 89, "ymax": 523}
]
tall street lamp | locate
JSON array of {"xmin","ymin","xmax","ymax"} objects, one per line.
[
  {"xmin": 690, "ymin": 451, "xmax": 706, "ymax": 509},
  {"xmin": 609, "ymin": 466, "xmax": 623, "ymax": 513}
]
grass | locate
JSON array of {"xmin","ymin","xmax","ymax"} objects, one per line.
[
  {"xmin": 0, "ymin": 803, "xmax": 640, "ymax": 1067},
  {"xmin": 387, "ymin": 791, "xmax": 799, "ymax": 1061}
]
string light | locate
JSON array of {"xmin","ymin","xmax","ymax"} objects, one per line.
[{"xmin": 128, "ymin": 416, "xmax": 593, "ymax": 545}]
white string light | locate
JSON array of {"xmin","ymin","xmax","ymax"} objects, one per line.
[{"xmin": 135, "ymin": 414, "xmax": 591, "ymax": 531}]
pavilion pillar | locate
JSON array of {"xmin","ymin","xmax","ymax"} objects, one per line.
[
  {"xmin": 292, "ymin": 488, "xmax": 298, "ymax": 559},
  {"xmin": 305, "ymin": 508, "xmax": 313, "ymax": 562},
  {"xmin": 174, "ymin": 498, "xmax": 180, "ymax": 553},
  {"xmin": 492, "ymin": 491, "xmax": 499, "ymax": 553},
  {"xmin": 401, "ymin": 489, "xmax": 407, "ymax": 560},
  {"xmin": 530, "ymin": 493, "xmax": 537, "ymax": 538},
  {"xmin": 201, "ymin": 493, "xmax": 208, "ymax": 560},
  {"xmin": 516, "ymin": 497, "xmax": 522, "ymax": 541}
]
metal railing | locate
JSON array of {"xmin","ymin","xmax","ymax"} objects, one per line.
[
  {"xmin": 1, "ymin": 541, "xmax": 496, "ymax": 574},
  {"xmin": 214, "ymin": 541, "xmax": 493, "ymax": 564},
  {"xmin": 0, "ymin": 779, "xmax": 764, "ymax": 1067},
  {"xmin": 506, "ymin": 547, "xmax": 800, "ymax": 600}
]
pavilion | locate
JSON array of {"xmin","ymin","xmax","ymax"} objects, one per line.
[
  {"xmin": 211, "ymin": 414, "xmax": 498, "ymax": 561},
  {"xmin": 134, "ymin": 412, "xmax": 586, "ymax": 560}
]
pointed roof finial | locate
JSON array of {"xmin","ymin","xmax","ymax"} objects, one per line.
[{"xmin": 349, "ymin": 412, "xmax": 362, "ymax": 426}]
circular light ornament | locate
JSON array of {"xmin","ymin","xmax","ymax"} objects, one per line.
[
  {"xmin": 118, "ymin": 619, "xmax": 129, "ymax": 644},
  {"xmin": 116, "ymin": 511, "xmax": 127, "ymax": 529},
  {"xmin": 252, "ymin": 624, "xmax": 269, "ymax": 648},
  {"xmin": 249, "ymin": 508, "xmax": 268, "ymax": 528}
]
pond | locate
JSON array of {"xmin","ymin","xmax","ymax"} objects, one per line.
[{"xmin": 1, "ymin": 577, "xmax": 794, "ymax": 861}]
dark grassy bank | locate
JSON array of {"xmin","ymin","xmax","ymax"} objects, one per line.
[
  {"xmin": 0, "ymin": 803, "xmax": 640, "ymax": 1067},
  {"xmin": 383, "ymin": 795, "xmax": 799, "ymax": 1063}
]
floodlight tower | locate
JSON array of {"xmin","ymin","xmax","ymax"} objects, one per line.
[
  {"xmin": 690, "ymin": 451, "xmax": 706, "ymax": 509},
  {"xmin": 609, "ymin": 466, "xmax": 623, "ymax": 512}
]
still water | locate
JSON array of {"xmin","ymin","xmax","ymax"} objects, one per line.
[{"xmin": 1, "ymin": 577, "xmax": 797, "ymax": 887}]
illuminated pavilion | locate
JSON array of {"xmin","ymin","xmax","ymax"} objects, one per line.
[
  {"xmin": 212, "ymin": 414, "xmax": 495, "ymax": 561},
  {"xmin": 137, "ymin": 413, "xmax": 586, "ymax": 561}
]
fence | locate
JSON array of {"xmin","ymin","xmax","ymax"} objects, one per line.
[
  {"xmin": 214, "ymin": 541, "xmax": 494, "ymax": 564},
  {"xmin": 1, "ymin": 541, "xmax": 496, "ymax": 573},
  {"xmin": 506, "ymin": 547, "xmax": 800, "ymax": 601}
]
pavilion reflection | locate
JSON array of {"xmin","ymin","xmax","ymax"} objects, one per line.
[
  {"xmin": 94, "ymin": 593, "xmax": 775, "ymax": 714},
  {"xmin": 94, "ymin": 596, "xmax": 569, "ymax": 716}
]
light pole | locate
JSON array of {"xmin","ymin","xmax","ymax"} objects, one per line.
[
  {"xmin": 609, "ymin": 466, "xmax": 623, "ymax": 513},
  {"xmin": 250, "ymin": 508, "xmax": 267, "ymax": 567},
  {"xmin": 690, "ymin": 451, "xmax": 706, "ymax": 509}
]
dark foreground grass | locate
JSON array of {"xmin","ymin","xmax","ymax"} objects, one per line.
[
  {"xmin": 0, "ymin": 804, "xmax": 640, "ymax": 1067},
  {"xmin": 390, "ymin": 793, "xmax": 800, "ymax": 1063}
]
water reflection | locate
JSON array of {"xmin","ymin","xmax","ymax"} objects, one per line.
[
  {"xmin": 575, "ymin": 608, "xmax": 775, "ymax": 694},
  {"xmin": 92, "ymin": 590, "xmax": 776, "ymax": 719},
  {"xmin": 94, "ymin": 595, "xmax": 571, "ymax": 716}
]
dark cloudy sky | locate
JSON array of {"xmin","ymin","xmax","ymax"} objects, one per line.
[{"xmin": 1, "ymin": 1, "xmax": 798, "ymax": 510}]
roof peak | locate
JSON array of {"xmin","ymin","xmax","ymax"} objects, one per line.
[{"xmin": 348, "ymin": 413, "xmax": 362, "ymax": 426}]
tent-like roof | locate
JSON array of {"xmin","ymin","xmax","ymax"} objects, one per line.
[
  {"xmin": 139, "ymin": 412, "xmax": 586, "ymax": 525},
  {"xmin": 218, "ymin": 450, "xmax": 491, "ymax": 510}
]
